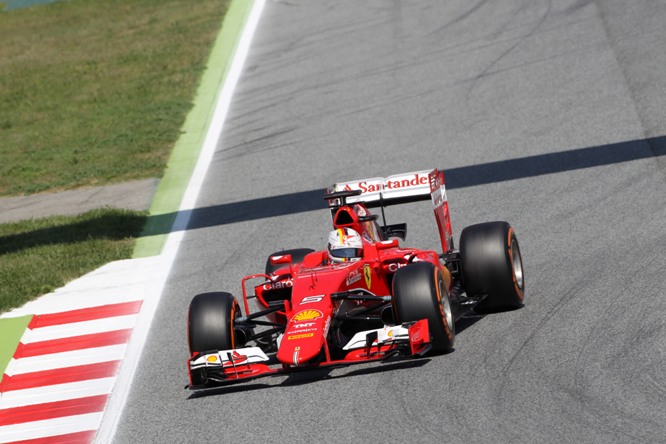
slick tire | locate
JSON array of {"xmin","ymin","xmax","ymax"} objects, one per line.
[
  {"xmin": 392, "ymin": 262, "xmax": 455, "ymax": 353},
  {"xmin": 265, "ymin": 248, "xmax": 314, "ymax": 275},
  {"xmin": 188, "ymin": 292, "xmax": 239, "ymax": 354},
  {"xmin": 459, "ymin": 221, "xmax": 525, "ymax": 312}
]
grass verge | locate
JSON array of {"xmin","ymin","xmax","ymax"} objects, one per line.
[
  {"xmin": 0, "ymin": 209, "xmax": 147, "ymax": 312},
  {"xmin": 0, "ymin": 0, "xmax": 231, "ymax": 196},
  {"xmin": 0, "ymin": 0, "xmax": 234, "ymax": 312}
]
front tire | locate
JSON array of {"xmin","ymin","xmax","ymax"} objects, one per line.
[
  {"xmin": 392, "ymin": 262, "xmax": 455, "ymax": 353},
  {"xmin": 188, "ymin": 292, "xmax": 239, "ymax": 354},
  {"xmin": 460, "ymin": 221, "xmax": 525, "ymax": 312}
]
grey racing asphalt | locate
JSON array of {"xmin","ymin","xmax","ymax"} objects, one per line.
[{"xmin": 113, "ymin": 1, "xmax": 666, "ymax": 443}]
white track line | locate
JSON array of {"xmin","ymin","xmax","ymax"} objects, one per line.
[
  {"xmin": 22, "ymin": 315, "xmax": 138, "ymax": 343},
  {"xmin": 5, "ymin": 345, "xmax": 126, "ymax": 376},
  {"xmin": 94, "ymin": 1, "xmax": 267, "ymax": 442},
  {"xmin": 0, "ymin": 413, "xmax": 102, "ymax": 444},
  {"xmin": 0, "ymin": 378, "xmax": 115, "ymax": 409}
]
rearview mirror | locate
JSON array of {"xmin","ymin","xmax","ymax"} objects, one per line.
[
  {"xmin": 270, "ymin": 254, "xmax": 292, "ymax": 265},
  {"xmin": 376, "ymin": 239, "xmax": 399, "ymax": 250}
]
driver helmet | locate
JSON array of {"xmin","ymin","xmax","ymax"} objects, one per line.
[{"xmin": 327, "ymin": 228, "xmax": 363, "ymax": 263}]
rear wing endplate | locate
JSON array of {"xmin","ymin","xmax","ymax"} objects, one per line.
[{"xmin": 327, "ymin": 169, "xmax": 454, "ymax": 252}]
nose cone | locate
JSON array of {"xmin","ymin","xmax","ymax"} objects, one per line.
[{"xmin": 277, "ymin": 309, "xmax": 327, "ymax": 365}]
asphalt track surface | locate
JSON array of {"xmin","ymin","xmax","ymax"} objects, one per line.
[{"xmin": 114, "ymin": 1, "xmax": 666, "ymax": 442}]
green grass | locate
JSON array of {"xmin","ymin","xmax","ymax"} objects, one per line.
[
  {"xmin": 0, "ymin": 209, "xmax": 147, "ymax": 312},
  {"xmin": 0, "ymin": 0, "xmax": 230, "ymax": 196},
  {"xmin": 0, "ymin": 0, "xmax": 234, "ymax": 312}
]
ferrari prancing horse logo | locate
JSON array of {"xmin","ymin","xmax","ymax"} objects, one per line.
[{"xmin": 363, "ymin": 265, "xmax": 372, "ymax": 288}]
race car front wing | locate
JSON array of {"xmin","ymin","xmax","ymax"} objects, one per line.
[{"xmin": 187, "ymin": 319, "xmax": 431, "ymax": 389}]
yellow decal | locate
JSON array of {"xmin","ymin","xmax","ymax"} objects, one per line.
[
  {"xmin": 206, "ymin": 355, "xmax": 219, "ymax": 363},
  {"xmin": 363, "ymin": 264, "xmax": 372, "ymax": 288},
  {"xmin": 293, "ymin": 309, "xmax": 323, "ymax": 321},
  {"xmin": 288, "ymin": 333, "xmax": 315, "ymax": 340}
]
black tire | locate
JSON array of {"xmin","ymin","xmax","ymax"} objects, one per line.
[
  {"xmin": 188, "ymin": 292, "xmax": 239, "ymax": 354},
  {"xmin": 392, "ymin": 262, "xmax": 455, "ymax": 353},
  {"xmin": 265, "ymin": 248, "xmax": 314, "ymax": 275},
  {"xmin": 460, "ymin": 221, "xmax": 525, "ymax": 312}
]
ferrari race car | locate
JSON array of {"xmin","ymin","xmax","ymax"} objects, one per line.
[{"xmin": 186, "ymin": 168, "xmax": 525, "ymax": 389}]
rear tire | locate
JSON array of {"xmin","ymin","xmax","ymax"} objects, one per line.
[
  {"xmin": 392, "ymin": 262, "xmax": 455, "ymax": 353},
  {"xmin": 188, "ymin": 292, "xmax": 239, "ymax": 354},
  {"xmin": 460, "ymin": 221, "xmax": 525, "ymax": 312},
  {"xmin": 265, "ymin": 248, "xmax": 314, "ymax": 275}
]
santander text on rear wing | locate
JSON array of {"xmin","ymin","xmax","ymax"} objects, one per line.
[{"xmin": 328, "ymin": 169, "xmax": 455, "ymax": 252}]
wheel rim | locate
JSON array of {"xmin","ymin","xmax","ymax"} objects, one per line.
[
  {"xmin": 510, "ymin": 238, "xmax": 524, "ymax": 291},
  {"xmin": 439, "ymin": 279, "xmax": 454, "ymax": 332}
]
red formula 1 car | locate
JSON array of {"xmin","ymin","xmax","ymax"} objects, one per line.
[{"xmin": 186, "ymin": 169, "xmax": 524, "ymax": 389}]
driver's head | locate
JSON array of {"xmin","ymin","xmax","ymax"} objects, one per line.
[{"xmin": 327, "ymin": 228, "xmax": 363, "ymax": 263}]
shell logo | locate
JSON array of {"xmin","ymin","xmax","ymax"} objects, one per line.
[{"xmin": 292, "ymin": 309, "xmax": 323, "ymax": 322}]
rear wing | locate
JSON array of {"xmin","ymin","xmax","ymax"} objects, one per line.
[{"xmin": 327, "ymin": 169, "xmax": 454, "ymax": 252}]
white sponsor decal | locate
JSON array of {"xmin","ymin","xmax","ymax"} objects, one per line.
[
  {"xmin": 342, "ymin": 174, "xmax": 429, "ymax": 194},
  {"xmin": 293, "ymin": 322, "xmax": 316, "ymax": 329},
  {"xmin": 388, "ymin": 262, "xmax": 407, "ymax": 273},
  {"xmin": 323, "ymin": 317, "xmax": 331, "ymax": 337},
  {"xmin": 263, "ymin": 279, "xmax": 293, "ymax": 291},
  {"xmin": 300, "ymin": 295, "xmax": 324, "ymax": 304},
  {"xmin": 352, "ymin": 174, "xmax": 428, "ymax": 193},
  {"xmin": 346, "ymin": 269, "xmax": 362, "ymax": 286},
  {"xmin": 332, "ymin": 170, "xmax": 436, "ymax": 206},
  {"xmin": 288, "ymin": 328, "xmax": 317, "ymax": 334}
]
